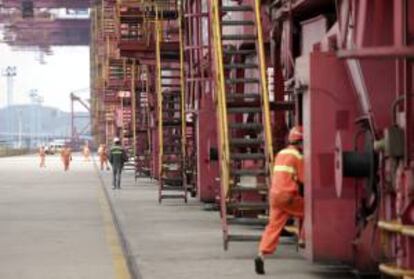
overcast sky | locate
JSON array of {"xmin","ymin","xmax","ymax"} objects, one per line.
[{"xmin": 0, "ymin": 43, "xmax": 90, "ymax": 112}]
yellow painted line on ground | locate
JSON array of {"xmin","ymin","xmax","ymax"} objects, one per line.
[{"xmin": 95, "ymin": 164, "xmax": 132, "ymax": 279}]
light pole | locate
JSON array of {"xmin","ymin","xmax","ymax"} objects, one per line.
[
  {"xmin": 2, "ymin": 66, "xmax": 17, "ymax": 107},
  {"xmin": 2, "ymin": 66, "xmax": 17, "ymax": 142},
  {"xmin": 29, "ymin": 89, "xmax": 43, "ymax": 148}
]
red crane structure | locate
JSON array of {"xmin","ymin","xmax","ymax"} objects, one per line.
[
  {"xmin": 0, "ymin": 0, "xmax": 90, "ymax": 53},
  {"xmin": 89, "ymin": 0, "xmax": 414, "ymax": 276}
]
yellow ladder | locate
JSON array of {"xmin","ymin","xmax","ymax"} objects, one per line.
[
  {"xmin": 156, "ymin": 3, "xmax": 188, "ymax": 203},
  {"xmin": 211, "ymin": 0, "xmax": 273, "ymax": 250}
]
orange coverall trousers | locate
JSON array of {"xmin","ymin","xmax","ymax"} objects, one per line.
[
  {"xmin": 259, "ymin": 191, "xmax": 304, "ymax": 255},
  {"xmin": 62, "ymin": 158, "xmax": 70, "ymax": 171},
  {"xmin": 39, "ymin": 154, "xmax": 46, "ymax": 168}
]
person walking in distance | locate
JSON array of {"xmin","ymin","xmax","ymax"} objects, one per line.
[
  {"xmin": 98, "ymin": 144, "xmax": 110, "ymax": 171},
  {"xmin": 83, "ymin": 141, "xmax": 91, "ymax": 161},
  {"xmin": 254, "ymin": 126, "xmax": 305, "ymax": 275},
  {"xmin": 60, "ymin": 145, "xmax": 72, "ymax": 171},
  {"xmin": 39, "ymin": 145, "xmax": 46, "ymax": 168},
  {"xmin": 109, "ymin": 137, "xmax": 128, "ymax": 189}
]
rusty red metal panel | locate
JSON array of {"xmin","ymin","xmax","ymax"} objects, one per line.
[
  {"xmin": 303, "ymin": 51, "xmax": 372, "ymax": 266},
  {"xmin": 1, "ymin": 0, "xmax": 90, "ymax": 9},
  {"xmin": 4, "ymin": 18, "xmax": 90, "ymax": 47},
  {"xmin": 197, "ymin": 93, "xmax": 219, "ymax": 202}
]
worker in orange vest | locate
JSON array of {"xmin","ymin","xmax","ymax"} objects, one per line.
[
  {"xmin": 83, "ymin": 141, "xmax": 91, "ymax": 161},
  {"xmin": 60, "ymin": 145, "xmax": 72, "ymax": 171},
  {"xmin": 39, "ymin": 145, "xmax": 46, "ymax": 168},
  {"xmin": 98, "ymin": 144, "xmax": 110, "ymax": 171},
  {"xmin": 255, "ymin": 126, "xmax": 304, "ymax": 275}
]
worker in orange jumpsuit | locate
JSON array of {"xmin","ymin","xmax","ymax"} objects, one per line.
[
  {"xmin": 39, "ymin": 146, "xmax": 46, "ymax": 168},
  {"xmin": 60, "ymin": 145, "xmax": 72, "ymax": 171},
  {"xmin": 98, "ymin": 144, "xmax": 110, "ymax": 171},
  {"xmin": 254, "ymin": 126, "xmax": 304, "ymax": 275},
  {"xmin": 83, "ymin": 142, "xmax": 91, "ymax": 161}
]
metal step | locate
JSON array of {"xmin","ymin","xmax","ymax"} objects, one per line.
[
  {"xmin": 232, "ymin": 184, "xmax": 268, "ymax": 193},
  {"xmin": 146, "ymin": 10, "xmax": 178, "ymax": 19},
  {"xmin": 162, "ymin": 84, "xmax": 181, "ymax": 87},
  {"xmin": 163, "ymin": 145, "xmax": 182, "ymax": 149},
  {"xmin": 163, "ymin": 90, "xmax": 181, "ymax": 95},
  {"xmin": 271, "ymin": 101, "xmax": 295, "ymax": 111},
  {"xmin": 231, "ymin": 169, "xmax": 267, "ymax": 176},
  {"xmin": 227, "ymin": 100, "xmax": 260, "ymax": 108},
  {"xmin": 225, "ymin": 78, "xmax": 259, "ymax": 84},
  {"xmin": 222, "ymin": 34, "xmax": 257, "ymax": 41},
  {"xmin": 222, "ymin": 20, "xmax": 255, "ymax": 26},
  {"xmin": 162, "ymin": 103, "xmax": 181, "ymax": 108},
  {"xmin": 227, "ymin": 217, "xmax": 268, "ymax": 226},
  {"xmin": 163, "ymin": 150, "xmax": 181, "ymax": 155},
  {"xmin": 227, "ymin": 234, "xmax": 261, "ymax": 242},
  {"xmin": 227, "ymin": 201, "xmax": 268, "ymax": 211},
  {"xmin": 162, "ymin": 186, "xmax": 186, "ymax": 191},
  {"xmin": 163, "ymin": 120, "xmax": 181, "ymax": 126},
  {"xmin": 162, "ymin": 178, "xmax": 183, "ymax": 186},
  {"xmin": 161, "ymin": 54, "xmax": 180, "ymax": 60},
  {"xmin": 224, "ymin": 63, "xmax": 258, "ymax": 70},
  {"xmin": 223, "ymin": 49, "xmax": 256, "ymax": 56},
  {"xmin": 161, "ymin": 75, "xmax": 181, "ymax": 79},
  {"xmin": 231, "ymin": 153, "xmax": 265, "ymax": 160},
  {"xmin": 228, "ymin": 122, "xmax": 263, "ymax": 131},
  {"xmin": 163, "ymin": 151, "xmax": 182, "ymax": 155},
  {"xmin": 227, "ymin": 93, "xmax": 260, "ymax": 99},
  {"xmin": 222, "ymin": 5, "xmax": 253, "ymax": 12},
  {"xmin": 161, "ymin": 67, "xmax": 180, "ymax": 71},
  {"xmin": 230, "ymin": 138, "xmax": 263, "ymax": 146},
  {"xmin": 227, "ymin": 107, "xmax": 261, "ymax": 113},
  {"xmin": 162, "ymin": 158, "xmax": 183, "ymax": 164}
]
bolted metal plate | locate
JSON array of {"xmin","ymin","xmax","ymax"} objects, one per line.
[{"xmin": 334, "ymin": 131, "xmax": 344, "ymax": 198}]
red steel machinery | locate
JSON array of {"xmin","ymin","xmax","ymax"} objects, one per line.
[
  {"xmin": 0, "ymin": 0, "xmax": 90, "ymax": 52},
  {"xmin": 271, "ymin": 0, "xmax": 414, "ymax": 276},
  {"xmin": 90, "ymin": 0, "xmax": 414, "ymax": 275}
]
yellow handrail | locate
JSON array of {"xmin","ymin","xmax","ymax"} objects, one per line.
[
  {"xmin": 131, "ymin": 61, "xmax": 137, "ymax": 159},
  {"xmin": 120, "ymin": 90, "xmax": 125, "ymax": 146},
  {"xmin": 144, "ymin": 65, "xmax": 152, "ymax": 154},
  {"xmin": 379, "ymin": 263, "xmax": 414, "ymax": 277},
  {"xmin": 178, "ymin": 0, "xmax": 186, "ymax": 179},
  {"xmin": 155, "ymin": 6, "xmax": 163, "ymax": 178},
  {"xmin": 254, "ymin": 0, "xmax": 274, "ymax": 177},
  {"xmin": 211, "ymin": 0, "xmax": 231, "ymax": 197}
]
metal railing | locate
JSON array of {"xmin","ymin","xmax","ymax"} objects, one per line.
[
  {"xmin": 254, "ymin": 0, "xmax": 274, "ymax": 177},
  {"xmin": 155, "ymin": 7, "xmax": 163, "ymax": 177},
  {"xmin": 178, "ymin": 0, "xmax": 187, "ymax": 180},
  {"xmin": 210, "ymin": 0, "xmax": 231, "ymax": 197}
]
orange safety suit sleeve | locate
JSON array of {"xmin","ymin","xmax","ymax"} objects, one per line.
[{"xmin": 296, "ymin": 154, "xmax": 304, "ymax": 184}]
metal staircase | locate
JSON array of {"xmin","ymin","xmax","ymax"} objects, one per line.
[
  {"xmin": 134, "ymin": 65, "xmax": 152, "ymax": 178},
  {"xmin": 156, "ymin": 3, "xmax": 187, "ymax": 203},
  {"xmin": 211, "ymin": 0, "xmax": 274, "ymax": 250}
]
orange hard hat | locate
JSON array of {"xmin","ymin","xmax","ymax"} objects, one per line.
[{"xmin": 288, "ymin": 126, "xmax": 303, "ymax": 143}]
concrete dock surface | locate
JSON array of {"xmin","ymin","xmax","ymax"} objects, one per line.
[{"xmin": 0, "ymin": 155, "xmax": 355, "ymax": 279}]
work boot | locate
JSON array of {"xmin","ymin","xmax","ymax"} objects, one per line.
[{"xmin": 254, "ymin": 256, "xmax": 265, "ymax": 275}]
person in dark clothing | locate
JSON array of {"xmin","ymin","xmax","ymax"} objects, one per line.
[{"xmin": 109, "ymin": 137, "xmax": 128, "ymax": 189}]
